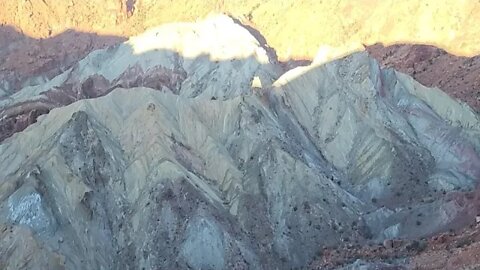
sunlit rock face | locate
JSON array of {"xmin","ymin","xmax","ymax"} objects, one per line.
[
  {"xmin": 0, "ymin": 15, "xmax": 479, "ymax": 269},
  {"xmin": 0, "ymin": 15, "xmax": 280, "ymax": 142},
  {"xmin": 2, "ymin": 0, "xmax": 480, "ymax": 58},
  {"xmin": 366, "ymin": 43, "xmax": 480, "ymax": 112}
]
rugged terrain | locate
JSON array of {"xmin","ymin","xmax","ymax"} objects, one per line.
[
  {"xmin": 1, "ymin": 15, "xmax": 480, "ymax": 269},
  {"xmin": 0, "ymin": 2, "xmax": 480, "ymax": 270},
  {"xmin": 1, "ymin": 0, "xmax": 479, "ymax": 113}
]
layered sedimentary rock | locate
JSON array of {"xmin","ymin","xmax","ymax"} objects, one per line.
[{"xmin": 0, "ymin": 15, "xmax": 479, "ymax": 269}]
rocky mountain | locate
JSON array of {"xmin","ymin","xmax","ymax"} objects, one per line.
[{"xmin": 1, "ymin": 14, "xmax": 479, "ymax": 269}]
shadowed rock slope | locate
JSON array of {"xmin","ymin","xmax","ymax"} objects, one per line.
[{"xmin": 0, "ymin": 15, "xmax": 479, "ymax": 269}]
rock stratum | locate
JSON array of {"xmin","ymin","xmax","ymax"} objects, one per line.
[{"xmin": 0, "ymin": 13, "xmax": 479, "ymax": 270}]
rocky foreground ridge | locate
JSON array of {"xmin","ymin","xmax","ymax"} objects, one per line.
[{"xmin": 0, "ymin": 15, "xmax": 479, "ymax": 269}]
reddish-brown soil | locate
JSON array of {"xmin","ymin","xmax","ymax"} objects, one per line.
[
  {"xmin": 310, "ymin": 222, "xmax": 480, "ymax": 269},
  {"xmin": 367, "ymin": 44, "xmax": 480, "ymax": 111},
  {"xmin": 0, "ymin": 26, "xmax": 125, "ymax": 93}
]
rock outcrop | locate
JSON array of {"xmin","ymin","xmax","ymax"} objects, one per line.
[{"xmin": 310, "ymin": 220, "xmax": 480, "ymax": 269}]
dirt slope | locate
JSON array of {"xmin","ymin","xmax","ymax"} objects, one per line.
[
  {"xmin": 310, "ymin": 220, "xmax": 480, "ymax": 269},
  {"xmin": 367, "ymin": 44, "xmax": 480, "ymax": 111},
  {"xmin": 0, "ymin": 26, "xmax": 124, "ymax": 94}
]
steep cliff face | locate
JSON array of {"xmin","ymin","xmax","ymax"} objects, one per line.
[{"xmin": 0, "ymin": 15, "xmax": 479, "ymax": 269}]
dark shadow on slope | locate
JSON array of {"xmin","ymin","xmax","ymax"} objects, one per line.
[
  {"xmin": 229, "ymin": 17, "xmax": 279, "ymax": 64},
  {"xmin": 0, "ymin": 25, "xmax": 127, "ymax": 94},
  {"xmin": 229, "ymin": 18, "xmax": 480, "ymax": 112},
  {"xmin": 0, "ymin": 26, "xmax": 352, "ymax": 269},
  {"xmin": 1, "ymin": 27, "xmax": 478, "ymax": 144}
]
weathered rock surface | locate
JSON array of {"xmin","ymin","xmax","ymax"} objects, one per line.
[
  {"xmin": 0, "ymin": 26, "xmax": 125, "ymax": 94},
  {"xmin": 0, "ymin": 15, "xmax": 479, "ymax": 270},
  {"xmin": 274, "ymin": 52, "xmax": 480, "ymax": 239}
]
